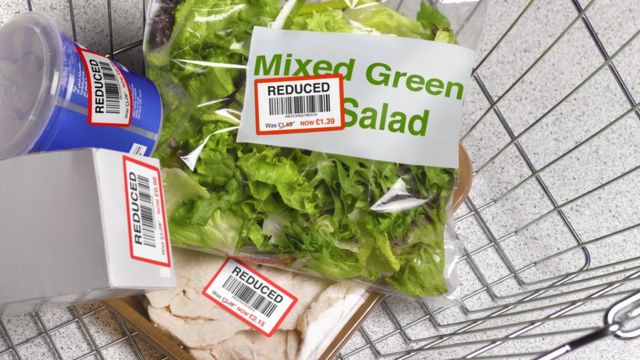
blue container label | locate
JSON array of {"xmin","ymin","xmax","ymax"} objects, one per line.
[
  {"xmin": 32, "ymin": 34, "xmax": 162, "ymax": 156},
  {"xmin": 32, "ymin": 106, "xmax": 157, "ymax": 154}
]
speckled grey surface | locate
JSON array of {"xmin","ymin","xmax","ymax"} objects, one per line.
[{"xmin": 2, "ymin": 0, "xmax": 640, "ymax": 359}]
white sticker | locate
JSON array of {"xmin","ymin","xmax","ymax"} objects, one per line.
[
  {"xmin": 129, "ymin": 143, "xmax": 148, "ymax": 156},
  {"xmin": 78, "ymin": 48, "xmax": 132, "ymax": 126},
  {"xmin": 254, "ymin": 74, "xmax": 345, "ymax": 134},
  {"xmin": 238, "ymin": 27, "xmax": 476, "ymax": 168},
  {"xmin": 123, "ymin": 156, "xmax": 171, "ymax": 267},
  {"xmin": 202, "ymin": 258, "xmax": 297, "ymax": 336}
]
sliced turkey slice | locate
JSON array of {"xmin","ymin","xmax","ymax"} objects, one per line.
[
  {"xmin": 146, "ymin": 286, "xmax": 181, "ymax": 308},
  {"xmin": 152, "ymin": 249, "xmax": 328, "ymax": 330},
  {"xmin": 189, "ymin": 330, "xmax": 299, "ymax": 360},
  {"xmin": 146, "ymin": 249, "xmax": 367, "ymax": 357},
  {"xmin": 297, "ymin": 282, "xmax": 368, "ymax": 360},
  {"xmin": 147, "ymin": 306, "xmax": 250, "ymax": 348}
]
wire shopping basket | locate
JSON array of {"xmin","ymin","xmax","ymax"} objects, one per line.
[{"xmin": 1, "ymin": 0, "xmax": 640, "ymax": 359}]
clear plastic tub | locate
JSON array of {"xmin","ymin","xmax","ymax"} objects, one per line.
[{"xmin": 0, "ymin": 12, "xmax": 163, "ymax": 160}]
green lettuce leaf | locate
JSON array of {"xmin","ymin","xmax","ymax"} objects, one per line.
[
  {"xmin": 344, "ymin": 3, "xmax": 434, "ymax": 39},
  {"xmin": 417, "ymin": 2, "xmax": 456, "ymax": 44}
]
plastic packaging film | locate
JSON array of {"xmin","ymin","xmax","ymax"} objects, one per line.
[{"xmin": 143, "ymin": 0, "xmax": 486, "ymax": 299}]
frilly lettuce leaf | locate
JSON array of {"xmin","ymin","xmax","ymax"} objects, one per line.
[
  {"xmin": 344, "ymin": 3, "xmax": 434, "ymax": 39},
  {"xmin": 418, "ymin": 1, "xmax": 456, "ymax": 44}
]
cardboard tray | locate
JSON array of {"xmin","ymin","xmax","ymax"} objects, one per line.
[{"xmin": 105, "ymin": 145, "xmax": 473, "ymax": 359}]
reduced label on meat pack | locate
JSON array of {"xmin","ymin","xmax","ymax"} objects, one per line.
[
  {"xmin": 78, "ymin": 48, "xmax": 132, "ymax": 126},
  {"xmin": 202, "ymin": 258, "xmax": 297, "ymax": 336},
  {"xmin": 254, "ymin": 74, "xmax": 345, "ymax": 134},
  {"xmin": 123, "ymin": 156, "xmax": 171, "ymax": 267}
]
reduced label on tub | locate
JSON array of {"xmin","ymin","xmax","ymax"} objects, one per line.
[
  {"xmin": 202, "ymin": 258, "xmax": 298, "ymax": 336},
  {"xmin": 78, "ymin": 48, "xmax": 132, "ymax": 126}
]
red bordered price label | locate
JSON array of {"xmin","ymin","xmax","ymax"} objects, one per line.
[
  {"xmin": 254, "ymin": 74, "xmax": 345, "ymax": 135},
  {"xmin": 78, "ymin": 47, "xmax": 132, "ymax": 127},
  {"xmin": 202, "ymin": 258, "xmax": 298, "ymax": 336},
  {"xmin": 123, "ymin": 156, "xmax": 171, "ymax": 267}
]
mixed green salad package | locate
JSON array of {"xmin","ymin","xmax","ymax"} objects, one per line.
[{"xmin": 144, "ymin": 0, "xmax": 485, "ymax": 298}]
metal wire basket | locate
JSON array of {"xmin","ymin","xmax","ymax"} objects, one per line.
[{"xmin": 2, "ymin": 0, "xmax": 640, "ymax": 359}]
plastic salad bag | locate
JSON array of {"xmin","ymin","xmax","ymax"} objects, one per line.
[{"xmin": 144, "ymin": 0, "xmax": 485, "ymax": 298}]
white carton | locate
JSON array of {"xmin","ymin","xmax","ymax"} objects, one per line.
[{"xmin": 0, "ymin": 148, "xmax": 176, "ymax": 315}]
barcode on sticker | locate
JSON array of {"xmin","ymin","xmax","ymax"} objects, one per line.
[
  {"xmin": 78, "ymin": 48, "xmax": 132, "ymax": 126},
  {"xmin": 222, "ymin": 276, "xmax": 277, "ymax": 317},
  {"xmin": 254, "ymin": 74, "xmax": 345, "ymax": 135},
  {"xmin": 137, "ymin": 175, "xmax": 156, "ymax": 248},
  {"xmin": 98, "ymin": 60, "xmax": 122, "ymax": 114},
  {"xmin": 202, "ymin": 258, "xmax": 297, "ymax": 336},
  {"xmin": 123, "ymin": 156, "xmax": 171, "ymax": 267},
  {"xmin": 268, "ymin": 94, "xmax": 331, "ymax": 116},
  {"xmin": 129, "ymin": 143, "xmax": 148, "ymax": 156}
]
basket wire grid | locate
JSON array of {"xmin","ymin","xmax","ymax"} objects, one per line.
[
  {"xmin": 0, "ymin": 303, "xmax": 169, "ymax": 359},
  {"xmin": 2, "ymin": 0, "xmax": 640, "ymax": 359}
]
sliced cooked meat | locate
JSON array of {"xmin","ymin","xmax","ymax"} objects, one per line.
[
  {"xmin": 147, "ymin": 306, "xmax": 250, "ymax": 348},
  {"xmin": 146, "ymin": 286, "xmax": 181, "ymax": 308},
  {"xmin": 150, "ymin": 249, "xmax": 329, "ymax": 329},
  {"xmin": 286, "ymin": 331, "xmax": 300, "ymax": 360},
  {"xmin": 189, "ymin": 330, "xmax": 299, "ymax": 360},
  {"xmin": 146, "ymin": 249, "xmax": 366, "ymax": 358},
  {"xmin": 253, "ymin": 267, "xmax": 329, "ymax": 330},
  {"xmin": 297, "ymin": 282, "xmax": 367, "ymax": 359},
  {"xmin": 168, "ymin": 284, "xmax": 230, "ymax": 320}
]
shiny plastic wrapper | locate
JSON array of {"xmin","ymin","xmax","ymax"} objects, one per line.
[
  {"xmin": 146, "ymin": 248, "xmax": 370, "ymax": 360},
  {"xmin": 144, "ymin": 0, "xmax": 485, "ymax": 298}
]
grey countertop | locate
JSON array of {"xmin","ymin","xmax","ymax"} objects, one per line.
[{"xmin": 2, "ymin": 0, "xmax": 640, "ymax": 359}]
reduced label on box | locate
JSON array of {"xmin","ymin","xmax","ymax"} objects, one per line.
[
  {"xmin": 202, "ymin": 258, "xmax": 297, "ymax": 336},
  {"xmin": 123, "ymin": 156, "xmax": 171, "ymax": 267}
]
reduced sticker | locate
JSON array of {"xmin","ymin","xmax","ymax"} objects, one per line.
[
  {"xmin": 78, "ymin": 48, "xmax": 132, "ymax": 127},
  {"xmin": 123, "ymin": 156, "xmax": 171, "ymax": 267},
  {"xmin": 202, "ymin": 258, "xmax": 298, "ymax": 336},
  {"xmin": 254, "ymin": 74, "xmax": 345, "ymax": 135}
]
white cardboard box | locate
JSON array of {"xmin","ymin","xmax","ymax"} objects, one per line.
[{"xmin": 0, "ymin": 148, "xmax": 176, "ymax": 315}]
